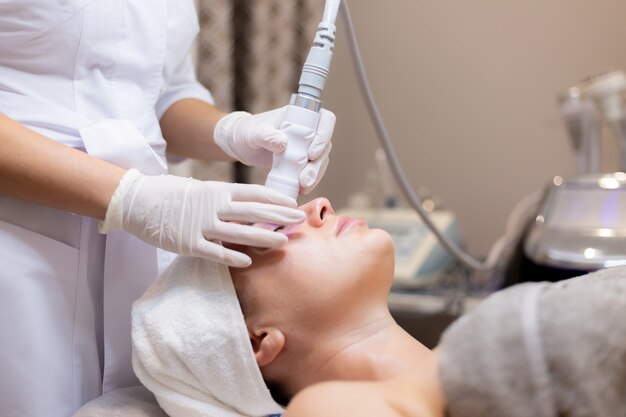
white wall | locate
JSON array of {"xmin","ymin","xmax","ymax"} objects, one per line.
[{"xmin": 307, "ymin": 0, "xmax": 626, "ymax": 256}]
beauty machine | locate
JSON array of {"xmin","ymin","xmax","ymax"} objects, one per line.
[{"xmin": 523, "ymin": 71, "xmax": 626, "ymax": 276}]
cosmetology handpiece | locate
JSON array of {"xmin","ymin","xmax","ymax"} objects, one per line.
[{"xmin": 264, "ymin": 0, "xmax": 341, "ymax": 200}]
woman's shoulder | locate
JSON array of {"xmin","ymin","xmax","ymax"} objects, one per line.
[
  {"xmin": 285, "ymin": 377, "xmax": 439, "ymax": 417},
  {"xmin": 285, "ymin": 380, "xmax": 389, "ymax": 417}
]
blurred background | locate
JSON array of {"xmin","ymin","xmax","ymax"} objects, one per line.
[{"xmin": 189, "ymin": 0, "xmax": 626, "ymax": 260}]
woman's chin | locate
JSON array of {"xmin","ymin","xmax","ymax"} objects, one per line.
[
  {"xmin": 363, "ymin": 228, "xmax": 396, "ymax": 277},
  {"xmin": 371, "ymin": 228, "xmax": 395, "ymax": 255}
]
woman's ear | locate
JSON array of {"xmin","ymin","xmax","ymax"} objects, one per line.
[{"xmin": 249, "ymin": 327, "xmax": 285, "ymax": 367}]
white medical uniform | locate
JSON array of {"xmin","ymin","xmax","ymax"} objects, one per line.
[{"xmin": 0, "ymin": 1, "xmax": 213, "ymax": 417}]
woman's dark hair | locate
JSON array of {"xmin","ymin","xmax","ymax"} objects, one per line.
[{"xmin": 265, "ymin": 379, "xmax": 293, "ymax": 406}]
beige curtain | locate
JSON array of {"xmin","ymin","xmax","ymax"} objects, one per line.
[{"xmin": 176, "ymin": 0, "xmax": 323, "ymax": 183}]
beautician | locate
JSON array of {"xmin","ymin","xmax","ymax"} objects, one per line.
[{"xmin": 0, "ymin": 2, "xmax": 335, "ymax": 417}]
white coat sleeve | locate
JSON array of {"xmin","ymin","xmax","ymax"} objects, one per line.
[{"xmin": 155, "ymin": 53, "xmax": 215, "ymax": 120}]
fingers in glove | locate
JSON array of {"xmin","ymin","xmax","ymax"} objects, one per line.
[
  {"xmin": 211, "ymin": 221, "xmax": 289, "ymax": 249},
  {"xmin": 221, "ymin": 201, "xmax": 305, "ymax": 224},
  {"xmin": 308, "ymin": 109, "xmax": 336, "ymax": 160},
  {"xmin": 254, "ymin": 129, "xmax": 288, "ymax": 153},
  {"xmin": 300, "ymin": 142, "xmax": 332, "ymax": 194},
  {"xmin": 229, "ymin": 183, "xmax": 298, "ymax": 208},
  {"xmin": 195, "ymin": 239, "xmax": 252, "ymax": 268},
  {"xmin": 242, "ymin": 107, "xmax": 287, "ymax": 151}
]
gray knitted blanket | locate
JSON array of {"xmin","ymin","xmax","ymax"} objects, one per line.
[{"xmin": 439, "ymin": 266, "xmax": 626, "ymax": 417}]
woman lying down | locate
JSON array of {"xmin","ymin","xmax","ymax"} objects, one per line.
[{"xmin": 75, "ymin": 198, "xmax": 626, "ymax": 417}]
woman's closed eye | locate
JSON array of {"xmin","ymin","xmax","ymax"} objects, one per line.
[{"xmin": 251, "ymin": 223, "xmax": 285, "ymax": 232}]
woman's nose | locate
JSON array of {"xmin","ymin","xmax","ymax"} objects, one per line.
[{"xmin": 300, "ymin": 197, "xmax": 335, "ymax": 227}]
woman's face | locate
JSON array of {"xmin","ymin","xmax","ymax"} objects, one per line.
[{"xmin": 230, "ymin": 197, "xmax": 395, "ymax": 330}]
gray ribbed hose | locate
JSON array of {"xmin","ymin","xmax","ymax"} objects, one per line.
[{"xmin": 338, "ymin": 1, "xmax": 495, "ymax": 273}]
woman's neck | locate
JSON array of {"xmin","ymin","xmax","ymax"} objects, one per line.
[
  {"xmin": 287, "ymin": 311, "xmax": 432, "ymax": 393},
  {"xmin": 381, "ymin": 349, "xmax": 445, "ymax": 417}
]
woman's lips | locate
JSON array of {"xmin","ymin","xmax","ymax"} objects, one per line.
[{"xmin": 335, "ymin": 215, "xmax": 366, "ymax": 235}]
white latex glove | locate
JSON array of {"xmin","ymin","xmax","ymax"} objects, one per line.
[
  {"xmin": 214, "ymin": 106, "xmax": 336, "ymax": 195},
  {"xmin": 99, "ymin": 169, "xmax": 305, "ymax": 267}
]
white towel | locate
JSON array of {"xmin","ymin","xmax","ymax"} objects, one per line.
[{"xmin": 131, "ymin": 256, "xmax": 283, "ymax": 417}]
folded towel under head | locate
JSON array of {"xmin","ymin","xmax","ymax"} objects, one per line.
[{"xmin": 131, "ymin": 256, "xmax": 283, "ymax": 417}]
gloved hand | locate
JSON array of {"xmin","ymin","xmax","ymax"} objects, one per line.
[
  {"xmin": 99, "ymin": 169, "xmax": 305, "ymax": 267},
  {"xmin": 214, "ymin": 106, "xmax": 336, "ymax": 195}
]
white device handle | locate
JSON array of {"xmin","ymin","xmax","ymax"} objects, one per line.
[
  {"xmin": 265, "ymin": 105, "xmax": 321, "ymax": 200},
  {"xmin": 264, "ymin": 1, "xmax": 338, "ymax": 200}
]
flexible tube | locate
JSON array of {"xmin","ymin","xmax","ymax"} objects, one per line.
[{"xmin": 339, "ymin": 1, "xmax": 508, "ymax": 273}]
